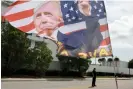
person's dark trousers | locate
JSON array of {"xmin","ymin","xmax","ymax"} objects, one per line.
[{"xmin": 92, "ymin": 77, "xmax": 96, "ymax": 87}]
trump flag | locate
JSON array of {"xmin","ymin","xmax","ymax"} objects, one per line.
[{"xmin": 3, "ymin": 0, "xmax": 113, "ymax": 59}]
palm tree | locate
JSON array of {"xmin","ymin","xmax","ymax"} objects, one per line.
[
  {"xmin": 114, "ymin": 57, "xmax": 120, "ymax": 74},
  {"xmin": 98, "ymin": 58, "xmax": 102, "ymax": 66},
  {"xmin": 114, "ymin": 57, "xmax": 120, "ymax": 67},
  {"xmin": 107, "ymin": 58, "xmax": 113, "ymax": 66},
  {"xmin": 101, "ymin": 58, "xmax": 106, "ymax": 66},
  {"xmin": 128, "ymin": 59, "xmax": 133, "ymax": 68}
]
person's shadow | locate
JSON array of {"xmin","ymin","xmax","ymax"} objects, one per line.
[
  {"xmin": 88, "ymin": 86, "xmax": 93, "ymax": 88},
  {"xmin": 88, "ymin": 86, "xmax": 96, "ymax": 88}
]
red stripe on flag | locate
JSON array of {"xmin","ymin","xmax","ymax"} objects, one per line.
[
  {"xmin": 9, "ymin": 1, "xmax": 29, "ymax": 7},
  {"xmin": 18, "ymin": 21, "xmax": 35, "ymax": 32},
  {"xmin": 100, "ymin": 24, "xmax": 108, "ymax": 32},
  {"xmin": 5, "ymin": 9, "xmax": 34, "ymax": 22},
  {"xmin": 3, "ymin": 1, "xmax": 30, "ymax": 16},
  {"xmin": 100, "ymin": 37, "xmax": 111, "ymax": 46}
]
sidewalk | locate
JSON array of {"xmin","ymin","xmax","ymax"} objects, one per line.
[{"xmin": 1, "ymin": 77, "xmax": 132, "ymax": 81}]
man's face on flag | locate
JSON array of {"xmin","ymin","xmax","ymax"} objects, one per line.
[
  {"xmin": 78, "ymin": 0, "xmax": 91, "ymax": 16},
  {"xmin": 34, "ymin": 1, "xmax": 62, "ymax": 36}
]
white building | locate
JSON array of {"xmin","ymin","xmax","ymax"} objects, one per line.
[
  {"xmin": 101, "ymin": 61, "xmax": 128, "ymax": 68},
  {"xmin": 87, "ymin": 61, "xmax": 133, "ymax": 75}
]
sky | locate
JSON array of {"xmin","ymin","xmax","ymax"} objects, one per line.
[
  {"xmin": 1, "ymin": 0, "xmax": 133, "ymax": 62},
  {"xmin": 103, "ymin": 0, "xmax": 133, "ymax": 62}
]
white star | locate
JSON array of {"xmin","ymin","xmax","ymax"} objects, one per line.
[
  {"xmin": 95, "ymin": 0, "xmax": 98, "ymax": 3},
  {"xmin": 72, "ymin": 16, "xmax": 76, "ymax": 20},
  {"xmin": 65, "ymin": 14, "xmax": 69, "ymax": 18},
  {"xmin": 100, "ymin": 3, "xmax": 103, "ymax": 7},
  {"xmin": 99, "ymin": 9, "xmax": 102, "ymax": 12},
  {"xmin": 68, "ymin": 19, "xmax": 71, "ymax": 22},
  {"xmin": 74, "ymin": 0, "xmax": 77, "ymax": 3},
  {"xmin": 97, "ymin": 14, "xmax": 100, "ymax": 17},
  {"xmin": 76, "ymin": 10, "xmax": 78, "ymax": 14},
  {"xmin": 94, "ymin": 5, "xmax": 97, "ymax": 9},
  {"xmin": 64, "ymin": 3, "xmax": 68, "ymax": 8},
  {"xmin": 70, "ymin": 7, "xmax": 74, "ymax": 11},
  {"xmin": 78, "ymin": 18, "xmax": 82, "ymax": 20}
]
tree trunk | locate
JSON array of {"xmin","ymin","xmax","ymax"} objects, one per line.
[{"xmin": 129, "ymin": 68, "xmax": 130, "ymax": 77}]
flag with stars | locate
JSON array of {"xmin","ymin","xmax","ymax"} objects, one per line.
[
  {"xmin": 61, "ymin": 1, "xmax": 84, "ymax": 25},
  {"xmin": 58, "ymin": 1, "xmax": 112, "ymax": 58},
  {"xmin": 3, "ymin": 0, "xmax": 113, "ymax": 59}
]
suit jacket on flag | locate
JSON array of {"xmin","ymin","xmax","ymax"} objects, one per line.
[{"xmin": 57, "ymin": 15, "xmax": 103, "ymax": 57}]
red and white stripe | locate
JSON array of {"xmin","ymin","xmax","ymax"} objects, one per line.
[
  {"xmin": 98, "ymin": 17, "xmax": 112, "ymax": 52},
  {"xmin": 3, "ymin": 0, "xmax": 43, "ymax": 33}
]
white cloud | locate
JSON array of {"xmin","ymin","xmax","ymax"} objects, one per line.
[
  {"xmin": 105, "ymin": 1, "xmax": 133, "ymax": 23},
  {"xmin": 109, "ymin": 15, "xmax": 133, "ymax": 48},
  {"xmin": 104, "ymin": 1, "xmax": 133, "ymax": 61},
  {"xmin": 105, "ymin": 1, "xmax": 133, "ymax": 47}
]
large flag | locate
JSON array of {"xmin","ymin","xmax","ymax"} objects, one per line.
[{"xmin": 3, "ymin": 0, "xmax": 113, "ymax": 59}]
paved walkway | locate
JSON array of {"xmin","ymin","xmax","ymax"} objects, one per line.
[
  {"xmin": 1, "ymin": 77, "xmax": 132, "ymax": 81},
  {"xmin": 1, "ymin": 78, "xmax": 133, "ymax": 89}
]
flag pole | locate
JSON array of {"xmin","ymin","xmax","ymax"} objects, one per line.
[
  {"xmin": 95, "ymin": 57, "xmax": 96, "ymax": 65},
  {"xmin": 94, "ymin": 49, "xmax": 97, "ymax": 65},
  {"xmin": 112, "ymin": 55, "xmax": 118, "ymax": 89}
]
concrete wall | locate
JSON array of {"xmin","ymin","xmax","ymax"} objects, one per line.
[
  {"xmin": 45, "ymin": 39, "xmax": 58, "ymax": 61},
  {"xmin": 47, "ymin": 61, "xmax": 133, "ymax": 75},
  {"xmin": 48, "ymin": 61, "xmax": 62, "ymax": 71},
  {"xmin": 119, "ymin": 61, "xmax": 128, "ymax": 68},
  {"xmin": 87, "ymin": 65, "xmax": 133, "ymax": 75},
  {"xmin": 102, "ymin": 61, "xmax": 128, "ymax": 68}
]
